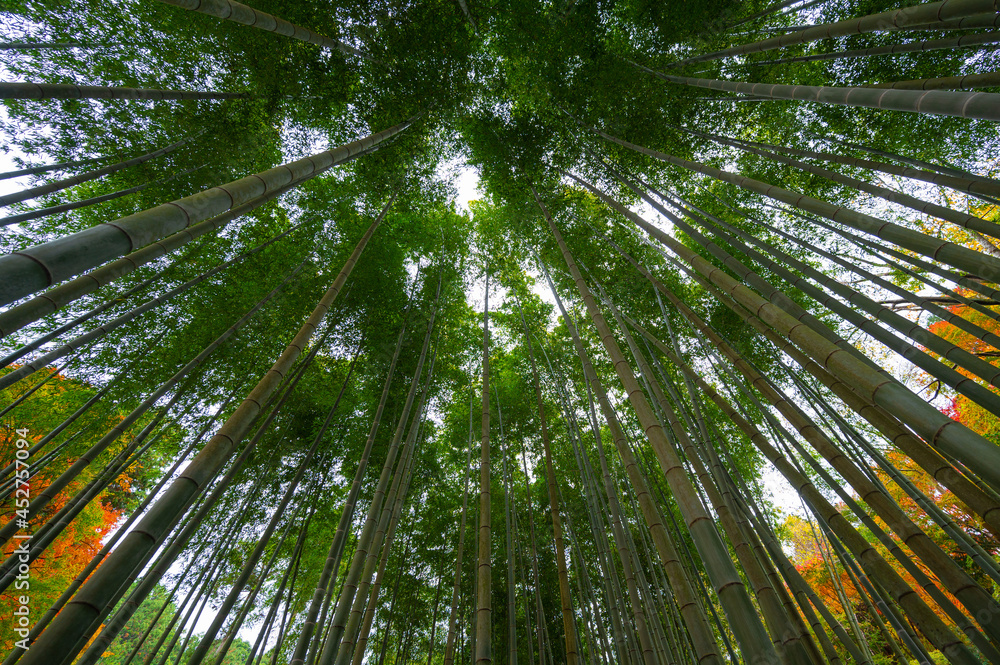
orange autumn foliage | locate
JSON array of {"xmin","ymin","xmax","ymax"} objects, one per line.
[
  {"xmin": 784, "ymin": 448, "xmax": 1000, "ymax": 660},
  {"xmin": 0, "ymin": 366, "xmax": 152, "ymax": 653},
  {"xmin": 925, "ymin": 288, "xmax": 1000, "ymax": 446}
]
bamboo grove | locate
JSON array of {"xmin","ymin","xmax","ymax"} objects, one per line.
[{"xmin": 2, "ymin": 0, "xmax": 1000, "ymax": 664}]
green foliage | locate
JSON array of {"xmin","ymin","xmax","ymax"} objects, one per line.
[{"xmin": 3, "ymin": 0, "xmax": 998, "ymax": 663}]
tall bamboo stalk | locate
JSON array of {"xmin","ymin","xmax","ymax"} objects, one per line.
[
  {"xmin": 184, "ymin": 357, "xmax": 357, "ymax": 665},
  {"xmin": 514, "ymin": 297, "xmax": 580, "ymax": 665},
  {"xmin": 662, "ymin": 0, "xmax": 1000, "ymax": 68},
  {"xmin": 0, "ymin": 119, "xmax": 412, "ymax": 307},
  {"xmin": 342, "ymin": 339, "xmax": 437, "ymax": 665},
  {"xmin": 569, "ymin": 172, "xmax": 1000, "ymax": 493},
  {"xmin": 586, "ymin": 129, "xmax": 1000, "ymax": 284},
  {"xmin": 315, "ymin": 272, "xmax": 439, "ymax": 665},
  {"xmin": 0, "ymin": 155, "xmax": 108, "ymax": 181},
  {"xmin": 59, "ymin": 318, "xmax": 333, "ymax": 665},
  {"xmin": 0, "ymin": 81, "xmax": 247, "ymax": 100},
  {"xmin": 496, "ymin": 386, "xmax": 519, "ymax": 665},
  {"xmin": 634, "ymin": 63, "xmax": 1000, "ymax": 121},
  {"xmin": 288, "ymin": 273, "xmax": 419, "ymax": 665},
  {"xmin": 0, "ymin": 256, "xmax": 306, "ymax": 552},
  {"xmin": 631, "ymin": 300, "xmax": 980, "ymax": 665},
  {"xmin": 475, "ymin": 270, "xmax": 493, "ymax": 665},
  {"xmin": 443, "ymin": 388, "xmax": 476, "ymax": 665},
  {"xmin": 154, "ymin": 0, "xmax": 374, "ymax": 61},
  {"xmin": 638, "ymin": 211, "xmax": 1000, "ymax": 538},
  {"xmin": 0, "ymin": 134, "xmax": 197, "ymax": 208},
  {"xmin": 534, "ymin": 246, "xmax": 722, "ymax": 665},
  {"xmin": 19, "ymin": 196, "xmax": 394, "ymax": 665},
  {"xmin": 0, "ymin": 221, "xmax": 311, "ymax": 392},
  {"xmin": 597, "ymin": 283, "xmax": 814, "ymax": 665},
  {"xmin": 537, "ymin": 187, "xmax": 780, "ymax": 665},
  {"xmin": 0, "ymin": 164, "xmax": 205, "ymax": 227},
  {"xmin": 0, "ymin": 172, "xmax": 311, "ymax": 337},
  {"xmin": 749, "ymin": 30, "xmax": 1000, "ymax": 66},
  {"xmin": 693, "ymin": 127, "xmax": 1000, "ymax": 236}
]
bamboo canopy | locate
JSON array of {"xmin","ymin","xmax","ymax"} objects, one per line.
[{"xmin": 3, "ymin": 1, "xmax": 1000, "ymax": 665}]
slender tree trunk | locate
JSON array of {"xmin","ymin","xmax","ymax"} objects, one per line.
[
  {"xmin": 600, "ymin": 288, "xmax": 813, "ymax": 665},
  {"xmin": 0, "ymin": 172, "xmax": 312, "ymax": 338},
  {"xmin": 344, "ymin": 341, "xmax": 438, "ymax": 665},
  {"xmin": 0, "ymin": 164, "xmax": 204, "ymax": 227},
  {"xmin": 645, "ymin": 312, "xmax": 980, "ymax": 665},
  {"xmin": 443, "ymin": 388, "xmax": 476, "ymax": 665},
  {"xmin": 212, "ymin": 496, "xmax": 320, "ymax": 665},
  {"xmin": 692, "ymin": 127, "xmax": 1000, "ymax": 237},
  {"xmin": 0, "ymin": 222, "xmax": 310, "ymax": 392},
  {"xmin": 154, "ymin": 0, "xmax": 375, "ymax": 61},
  {"xmin": 535, "ymin": 253, "xmax": 720, "ymax": 665},
  {"xmin": 19, "ymin": 196, "xmax": 393, "ymax": 665},
  {"xmin": 536, "ymin": 187, "xmax": 780, "ymax": 665},
  {"xmin": 495, "ymin": 386, "xmax": 519, "ymax": 665},
  {"xmin": 288, "ymin": 280, "xmax": 418, "ymax": 665},
  {"xmin": 183, "ymin": 357, "xmax": 357, "ymax": 665},
  {"xmin": 541, "ymin": 355, "xmax": 632, "ymax": 665},
  {"xmin": 605, "ymin": 205, "xmax": 1000, "ymax": 649},
  {"xmin": 315, "ymin": 273, "xmax": 439, "ymax": 665},
  {"xmin": 244, "ymin": 505, "xmax": 313, "ymax": 665},
  {"xmin": 871, "ymin": 70, "xmax": 1000, "ymax": 90},
  {"xmin": 0, "ymin": 155, "xmax": 107, "ymax": 181},
  {"xmin": 581, "ymin": 375, "xmax": 659, "ymax": 665},
  {"xmin": 65, "ymin": 342, "xmax": 315, "ymax": 665},
  {"xmin": 636, "ymin": 263, "xmax": 1000, "ymax": 539},
  {"xmin": 662, "ymin": 0, "xmax": 1000, "ymax": 68},
  {"xmin": 0, "ymin": 257, "xmax": 306, "ymax": 552},
  {"xmin": 426, "ymin": 566, "xmax": 445, "ymax": 665},
  {"xmin": 0, "ymin": 395, "xmax": 230, "ymax": 662},
  {"xmin": 0, "ymin": 118, "xmax": 412, "ymax": 308},
  {"xmin": 584, "ymin": 131, "xmax": 1000, "ymax": 285},
  {"xmin": 570, "ymin": 172, "xmax": 1000, "ymax": 493},
  {"xmin": 0, "ymin": 134, "xmax": 198, "ymax": 208},
  {"xmin": 640, "ymin": 63, "xmax": 1000, "ymax": 121},
  {"xmin": 638, "ymin": 176, "xmax": 1000, "ymax": 408},
  {"xmin": 475, "ymin": 271, "xmax": 493, "ymax": 665},
  {"xmin": 0, "ymin": 81, "xmax": 247, "ymax": 101},
  {"xmin": 751, "ymin": 30, "xmax": 1000, "ymax": 66},
  {"xmin": 729, "ymin": 475, "xmax": 863, "ymax": 665}
]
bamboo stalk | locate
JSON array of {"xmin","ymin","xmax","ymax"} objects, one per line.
[
  {"xmin": 154, "ymin": 0, "xmax": 375, "ymax": 61},
  {"xmin": 475, "ymin": 271, "xmax": 493, "ymax": 665},
  {"xmin": 19, "ymin": 196, "xmax": 393, "ymax": 665},
  {"xmin": 0, "ymin": 118, "xmax": 412, "ymax": 307},
  {"xmin": 662, "ymin": 0, "xmax": 1000, "ymax": 68},
  {"xmin": 633, "ymin": 62, "xmax": 1000, "ymax": 122},
  {"xmin": 0, "ymin": 81, "xmax": 247, "ymax": 100}
]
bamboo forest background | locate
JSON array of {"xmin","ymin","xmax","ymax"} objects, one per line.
[{"xmin": 2, "ymin": 0, "xmax": 1000, "ymax": 664}]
